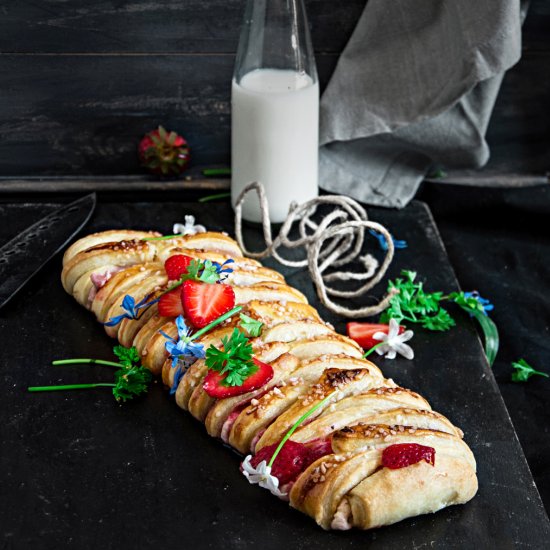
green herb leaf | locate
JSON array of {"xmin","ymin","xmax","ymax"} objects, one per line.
[
  {"xmin": 198, "ymin": 260, "xmax": 220, "ymax": 284},
  {"xmin": 179, "ymin": 259, "xmax": 223, "ymax": 285},
  {"xmin": 460, "ymin": 305, "xmax": 499, "ymax": 366},
  {"xmin": 112, "ymin": 345, "xmax": 140, "ymax": 367},
  {"xmin": 184, "ymin": 259, "xmax": 203, "ymax": 281},
  {"xmin": 450, "ymin": 291, "xmax": 486, "ymax": 316},
  {"xmin": 421, "ymin": 308, "xmax": 455, "ymax": 331},
  {"xmin": 112, "ymin": 364, "xmax": 153, "ymax": 401},
  {"xmin": 205, "ymin": 328, "xmax": 257, "ymax": 387},
  {"xmin": 511, "ymin": 359, "xmax": 548, "ymax": 383},
  {"xmin": 239, "ymin": 313, "xmax": 264, "ymax": 337},
  {"xmin": 381, "ymin": 270, "xmax": 455, "ymax": 331}
]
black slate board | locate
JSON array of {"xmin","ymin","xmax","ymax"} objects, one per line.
[{"xmin": 1, "ymin": 199, "xmax": 549, "ymax": 549}]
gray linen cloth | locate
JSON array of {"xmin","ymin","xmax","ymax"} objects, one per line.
[{"xmin": 319, "ymin": 0, "xmax": 525, "ymax": 208}]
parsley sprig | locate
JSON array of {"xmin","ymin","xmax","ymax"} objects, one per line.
[
  {"xmin": 28, "ymin": 346, "xmax": 152, "ymax": 402},
  {"xmin": 205, "ymin": 328, "xmax": 258, "ymax": 387},
  {"xmin": 380, "ymin": 270, "xmax": 455, "ymax": 331},
  {"xmin": 113, "ymin": 345, "xmax": 141, "ymax": 367},
  {"xmin": 202, "ymin": 312, "xmax": 264, "ymax": 387},
  {"xmin": 511, "ymin": 359, "xmax": 548, "ymax": 383},
  {"xmin": 380, "ymin": 270, "xmax": 499, "ymax": 365}
]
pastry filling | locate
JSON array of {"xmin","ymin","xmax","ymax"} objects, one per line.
[
  {"xmin": 87, "ymin": 267, "xmax": 126, "ymax": 304},
  {"xmin": 331, "ymin": 498, "xmax": 353, "ymax": 530},
  {"xmin": 249, "ymin": 438, "xmax": 333, "ymax": 497},
  {"xmin": 219, "ymin": 387, "xmax": 274, "ymax": 443}
]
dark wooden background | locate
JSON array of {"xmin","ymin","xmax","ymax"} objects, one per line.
[{"xmin": 0, "ymin": 0, "xmax": 548, "ymax": 180}]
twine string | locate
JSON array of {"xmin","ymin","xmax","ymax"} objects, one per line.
[{"xmin": 233, "ymin": 182, "xmax": 397, "ymax": 318}]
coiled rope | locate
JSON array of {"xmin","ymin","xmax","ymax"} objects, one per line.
[{"xmin": 233, "ymin": 182, "xmax": 398, "ymax": 318}]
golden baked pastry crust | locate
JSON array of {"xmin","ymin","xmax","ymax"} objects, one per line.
[{"xmin": 61, "ymin": 229, "xmax": 478, "ymax": 531}]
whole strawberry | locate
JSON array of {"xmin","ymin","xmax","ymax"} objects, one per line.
[{"xmin": 138, "ymin": 126, "xmax": 190, "ymax": 176}]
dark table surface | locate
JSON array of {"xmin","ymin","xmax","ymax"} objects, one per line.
[
  {"xmin": 418, "ymin": 181, "xmax": 550, "ymax": 517},
  {"xmin": 1, "ymin": 189, "xmax": 549, "ymax": 549}
]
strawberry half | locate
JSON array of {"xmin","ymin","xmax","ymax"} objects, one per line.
[
  {"xmin": 381, "ymin": 443, "xmax": 436, "ymax": 469},
  {"xmin": 203, "ymin": 358, "xmax": 273, "ymax": 398},
  {"xmin": 158, "ymin": 289, "xmax": 184, "ymax": 317},
  {"xmin": 182, "ymin": 279, "xmax": 235, "ymax": 328},
  {"xmin": 347, "ymin": 322, "xmax": 405, "ymax": 350},
  {"xmin": 164, "ymin": 254, "xmax": 193, "ymax": 280}
]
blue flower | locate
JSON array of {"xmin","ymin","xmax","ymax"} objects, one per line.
[
  {"xmin": 170, "ymin": 365, "xmax": 186, "ymax": 395},
  {"xmin": 160, "ymin": 315, "xmax": 205, "ymax": 368},
  {"xmin": 464, "ymin": 291, "xmax": 494, "ymax": 316},
  {"xmin": 368, "ymin": 229, "xmax": 407, "ymax": 251},
  {"xmin": 212, "ymin": 259, "xmax": 235, "ymax": 280},
  {"xmin": 103, "ymin": 294, "xmax": 160, "ymax": 327}
]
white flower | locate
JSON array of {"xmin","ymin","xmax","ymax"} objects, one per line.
[
  {"xmin": 173, "ymin": 215, "xmax": 206, "ymax": 236},
  {"xmin": 241, "ymin": 455, "xmax": 287, "ymax": 498},
  {"xmin": 373, "ymin": 318, "xmax": 414, "ymax": 360}
]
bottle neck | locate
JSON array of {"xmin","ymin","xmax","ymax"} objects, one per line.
[{"xmin": 234, "ymin": 0, "xmax": 317, "ymax": 85}]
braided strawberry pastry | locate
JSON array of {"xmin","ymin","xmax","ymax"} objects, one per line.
[{"xmin": 61, "ymin": 229, "xmax": 478, "ymax": 530}]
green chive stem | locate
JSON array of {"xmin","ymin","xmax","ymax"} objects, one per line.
[
  {"xmin": 28, "ymin": 383, "xmax": 116, "ymax": 392},
  {"xmin": 198, "ymin": 192, "xmax": 231, "ymax": 203},
  {"xmin": 142, "ymin": 234, "xmax": 181, "ymax": 242},
  {"xmin": 52, "ymin": 359, "xmax": 123, "ymax": 368},
  {"xmin": 202, "ymin": 168, "xmax": 231, "ymax": 177},
  {"xmin": 267, "ymin": 392, "xmax": 336, "ymax": 469},
  {"xmin": 189, "ymin": 305, "xmax": 243, "ymax": 341},
  {"xmin": 363, "ymin": 341, "xmax": 386, "ymax": 358},
  {"xmin": 161, "ymin": 279, "xmax": 184, "ymax": 295}
]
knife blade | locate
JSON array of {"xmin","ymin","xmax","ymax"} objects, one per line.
[{"xmin": 0, "ymin": 193, "xmax": 96, "ymax": 310}]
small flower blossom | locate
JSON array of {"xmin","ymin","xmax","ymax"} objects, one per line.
[
  {"xmin": 173, "ymin": 215, "xmax": 206, "ymax": 236},
  {"xmin": 373, "ymin": 318, "xmax": 414, "ymax": 360},
  {"xmin": 241, "ymin": 455, "xmax": 287, "ymax": 498},
  {"xmin": 463, "ymin": 291, "xmax": 494, "ymax": 316},
  {"xmin": 103, "ymin": 294, "xmax": 159, "ymax": 327},
  {"xmin": 211, "ymin": 259, "xmax": 235, "ymax": 280},
  {"xmin": 368, "ymin": 229, "xmax": 407, "ymax": 251},
  {"xmin": 160, "ymin": 315, "xmax": 205, "ymax": 367}
]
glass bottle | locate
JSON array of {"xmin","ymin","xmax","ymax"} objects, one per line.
[{"xmin": 231, "ymin": 0, "xmax": 319, "ymax": 223}]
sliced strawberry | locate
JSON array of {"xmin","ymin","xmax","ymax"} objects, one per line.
[
  {"xmin": 346, "ymin": 322, "xmax": 405, "ymax": 350},
  {"xmin": 164, "ymin": 254, "xmax": 193, "ymax": 280},
  {"xmin": 203, "ymin": 358, "xmax": 273, "ymax": 398},
  {"xmin": 182, "ymin": 279, "xmax": 235, "ymax": 328},
  {"xmin": 381, "ymin": 443, "xmax": 435, "ymax": 469},
  {"xmin": 249, "ymin": 438, "xmax": 332, "ymax": 486},
  {"xmin": 158, "ymin": 289, "xmax": 184, "ymax": 317}
]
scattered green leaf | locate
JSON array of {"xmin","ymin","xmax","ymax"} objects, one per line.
[
  {"xmin": 511, "ymin": 359, "xmax": 548, "ymax": 383},
  {"xmin": 239, "ymin": 314, "xmax": 264, "ymax": 337}
]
